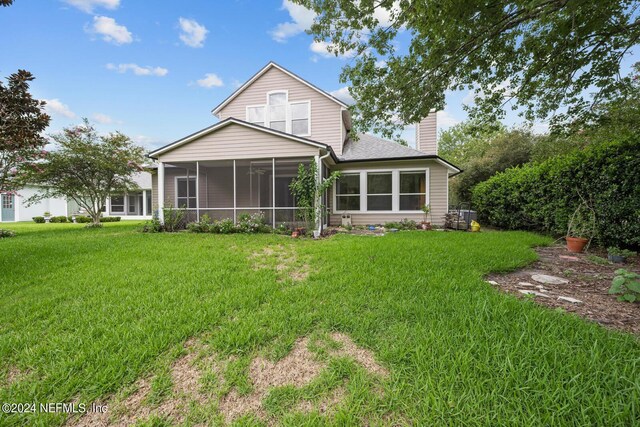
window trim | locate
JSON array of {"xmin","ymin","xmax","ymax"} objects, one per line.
[
  {"xmin": 110, "ymin": 195, "xmax": 125, "ymax": 213},
  {"xmin": 332, "ymin": 167, "xmax": 430, "ymax": 214},
  {"xmin": 174, "ymin": 175, "xmax": 197, "ymax": 209},
  {"xmin": 335, "ymin": 172, "xmax": 361, "ymax": 212}
]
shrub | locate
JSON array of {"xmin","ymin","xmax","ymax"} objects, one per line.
[
  {"xmin": 187, "ymin": 214, "xmax": 212, "ymax": 233},
  {"xmin": 472, "ymin": 139, "xmax": 640, "ymax": 248},
  {"xmin": 216, "ymin": 218, "xmax": 237, "ymax": 234},
  {"xmin": 32, "ymin": 216, "xmax": 45, "ymax": 223},
  {"xmin": 609, "ymin": 269, "xmax": 640, "ymax": 302},
  {"xmin": 141, "ymin": 215, "xmax": 164, "ymax": 233},
  {"xmin": 163, "ymin": 206, "xmax": 187, "ymax": 232},
  {"xmin": 384, "ymin": 218, "xmax": 418, "ymax": 230},
  {"xmin": 100, "ymin": 216, "xmax": 121, "ymax": 223},
  {"xmin": 50, "ymin": 216, "xmax": 68, "ymax": 223},
  {"xmin": 236, "ymin": 213, "xmax": 269, "ymax": 233},
  {"xmin": 0, "ymin": 229, "xmax": 16, "ymax": 238}
]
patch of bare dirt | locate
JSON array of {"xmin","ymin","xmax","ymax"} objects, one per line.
[
  {"xmin": 68, "ymin": 341, "xmax": 209, "ymax": 427},
  {"xmin": 69, "ymin": 332, "xmax": 388, "ymax": 426},
  {"xmin": 2, "ymin": 366, "xmax": 22, "ymax": 386},
  {"xmin": 487, "ymin": 245, "xmax": 640, "ymax": 335},
  {"xmin": 250, "ymin": 245, "xmax": 310, "ymax": 282},
  {"xmin": 218, "ymin": 334, "xmax": 388, "ymax": 424},
  {"xmin": 328, "ymin": 333, "xmax": 389, "ymax": 377}
]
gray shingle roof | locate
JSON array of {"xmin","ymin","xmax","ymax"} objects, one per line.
[{"xmin": 339, "ymin": 134, "xmax": 428, "ymax": 161}]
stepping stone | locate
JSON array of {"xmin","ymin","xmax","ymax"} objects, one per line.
[
  {"xmin": 518, "ymin": 290, "xmax": 550, "ymax": 298},
  {"xmin": 531, "ymin": 274, "xmax": 569, "ymax": 285},
  {"xmin": 517, "ymin": 282, "xmax": 536, "ymax": 287},
  {"xmin": 558, "ymin": 296, "xmax": 583, "ymax": 304},
  {"xmin": 535, "ymin": 285, "xmax": 548, "ymax": 291},
  {"xmin": 559, "ymin": 255, "xmax": 580, "ymax": 261},
  {"xmin": 486, "ymin": 280, "xmax": 499, "ymax": 285}
]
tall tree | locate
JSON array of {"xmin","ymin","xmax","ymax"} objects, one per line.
[
  {"xmin": 294, "ymin": 0, "xmax": 640, "ymax": 138},
  {"xmin": 26, "ymin": 120, "xmax": 145, "ymax": 226},
  {"xmin": 0, "ymin": 70, "xmax": 50, "ymax": 194}
]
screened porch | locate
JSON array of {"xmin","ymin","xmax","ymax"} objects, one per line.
[{"xmin": 158, "ymin": 157, "xmax": 318, "ymax": 226}]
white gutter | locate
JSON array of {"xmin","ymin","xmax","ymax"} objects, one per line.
[{"xmin": 316, "ymin": 151, "xmax": 332, "ymax": 237}]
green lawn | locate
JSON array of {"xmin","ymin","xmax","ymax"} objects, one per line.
[{"xmin": 0, "ymin": 222, "xmax": 638, "ymax": 426}]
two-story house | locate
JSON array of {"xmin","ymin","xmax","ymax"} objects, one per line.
[{"xmin": 148, "ymin": 62, "xmax": 461, "ymax": 229}]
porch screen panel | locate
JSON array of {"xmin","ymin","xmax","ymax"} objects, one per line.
[
  {"xmin": 275, "ymin": 158, "xmax": 312, "ymax": 225},
  {"xmin": 204, "ymin": 161, "xmax": 234, "ymax": 211},
  {"xmin": 235, "ymin": 159, "xmax": 273, "ymax": 209}
]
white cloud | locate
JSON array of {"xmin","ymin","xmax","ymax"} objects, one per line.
[
  {"xmin": 310, "ymin": 40, "xmax": 355, "ymax": 58},
  {"xmin": 372, "ymin": 1, "xmax": 400, "ymax": 27},
  {"xmin": 196, "ymin": 73, "xmax": 224, "ymax": 88},
  {"xmin": 64, "ymin": 0, "xmax": 119, "ymax": 13},
  {"xmin": 106, "ymin": 63, "xmax": 168, "ymax": 76},
  {"xmin": 92, "ymin": 113, "xmax": 113, "ymax": 124},
  {"xmin": 132, "ymin": 135, "xmax": 168, "ymax": 150},
  {"xmin": 270, "ymin": 0, "xmax": 315, "ymax": 42},
  {"xmin": 90, "ymin": 16, "xmax": 132, "ymax": 45},
  {"xmin": 43, "ymin": 99, "xmax": 76, "ymax": 119},
  {"xmin": 329, "ymin": 87, "xmax": 355, "ymax": 105},
  {"xmin": 178, "ymin": 17, "xmax": 208, "ymax": 48},
  {"xmin": 437, "ymin": 110, "xmax": 461, "ymax": 130}
]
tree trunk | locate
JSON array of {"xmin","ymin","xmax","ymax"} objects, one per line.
[{"xmin": 90, "ymin": 211, "xmax": 102, "ymax": 225}]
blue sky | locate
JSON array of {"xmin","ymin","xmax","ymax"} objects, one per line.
[{"xmin": 1, "ymin": 0, "xmax": 638, "ymax": 150}]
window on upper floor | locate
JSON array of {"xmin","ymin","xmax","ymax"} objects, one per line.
[{"xmin": 246, "ymin": 91, "xmax": 310, "ymax": 136}]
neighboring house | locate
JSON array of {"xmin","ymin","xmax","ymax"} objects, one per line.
[
  {"xmin": 103, "ymin": 172, "xmax": 153, "ymax": 220},
  {"xmin": 148, "ymin": 62, "xmax": 460, "ymax": 229},
  {"xmin": 0, "ymin": 172, "xmax": 153, "ymax": 222},
  {"xmin": 0, "ymin": 187, "xmax": 67, "ymax": 222}
]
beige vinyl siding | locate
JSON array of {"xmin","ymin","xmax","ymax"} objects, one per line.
[
  {"xmin": 157, "ymin": 123, "xmax": 320, "ymax": 163},
  {"xmin": 328, "ymin": 159, "xmax": 449, "ymax": 226},
  {"xmin": 217, "ymin": 67, "xmax": 344, "ymax": 155},
  {"xmin": 416, "ymin": 113, "xmax": 438, "ymax": 155}
]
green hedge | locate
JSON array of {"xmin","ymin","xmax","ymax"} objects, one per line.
[{"xmin": 472, "ymin": 139, "xmax": 640, "ymax": 248}]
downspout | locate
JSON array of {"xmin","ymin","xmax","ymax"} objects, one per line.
[{"xmin": 316, "ymin": 151, "xmax": 331, "ymax": 237}]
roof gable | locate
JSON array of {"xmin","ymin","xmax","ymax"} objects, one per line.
[
  {"xmin": 211, "ymin": 62, "xmax": 348, "ymax": 116},
  {"xmin": 148, "ymin": 118, "xmax": 329, "ymax": 158}
]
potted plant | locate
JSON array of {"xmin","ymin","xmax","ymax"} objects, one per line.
[
  {"xmin": 566, "ymin": 201, "xmax": 596, "ymax": 253},
  {"xmin": 43, "ymin": 211, "xmax": 51, "ymax": 223},
  {"xmin": 420, "ymin": 204, "xmax": 432, "ymax": 230},
  {"xmin": 607, "ymin": 247, "xmax": 636, "ymax": 264}
]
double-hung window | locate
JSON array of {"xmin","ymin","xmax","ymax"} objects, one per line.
[
  {"xmin": 366, "ymin": 172, "xmax": 392, "ymax": 210},
  {"xmin": 176, "ymin": 177, "xmax": 197, "ymax": 208},
  {"xmin": 335, "ymin": 173, "xmax": 360, "ymax": 211},
  {"xmin": 399, "ymin": 171, "xmax": 427, "ymax": 211},
  {"xmin": 290, "ymin": 102, "xmax": 309, "ymax": 135},
  {"xmin": 110, "ymin": 195, "xmax": 125, "ymax": 213}
]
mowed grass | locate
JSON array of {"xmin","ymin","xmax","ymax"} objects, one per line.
[{"xmin": 0, "ymin": 222, "xmax": 638, "ymax": 426}]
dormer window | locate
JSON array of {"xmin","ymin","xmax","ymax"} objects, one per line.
[{"xmin": 246, "ymin": 91, "xmax": 310, "ymax": 136}]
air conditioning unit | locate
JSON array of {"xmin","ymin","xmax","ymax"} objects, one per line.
[{"xmin": 341, "ymin": 214, "xmax": 351, "ymax": 227}]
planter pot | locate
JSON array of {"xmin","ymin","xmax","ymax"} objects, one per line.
[
  {"xmin": 566, "ymin": 236, "xmax": 589, "ymax": 253},
  {"xmin": 291, "ymin": 231, "xmax": 300, "ymax": 238},
  {"xmin": 312, "ymin": 230, "xmax": 320, "ymax": 239},
  {"xmin": 44, "ymin": 217, "xmax": 51, "ymax": 223},
  {"xmin": 421, "ymin": 222, "xmax": 432, "ymax": 231},
  {"xmin": 608, "ymin": 254, "xmax": 627, "ymax": 263}
]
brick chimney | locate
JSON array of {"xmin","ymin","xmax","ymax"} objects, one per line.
[{"xmin": 415, "ymin": 111, "xmax": 437, "ymax": 155}]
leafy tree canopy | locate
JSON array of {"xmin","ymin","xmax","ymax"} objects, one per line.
[
  {"xmin": 0, "ymin": 70, "xmax": 50, "ymax": 193},
  {"xmin": 26, "ymin": 120, "xmax": 146, "ymax": 225},
  {"xmin": 295, "ymin": 0, "xmax": 640, "ymax": 139}
]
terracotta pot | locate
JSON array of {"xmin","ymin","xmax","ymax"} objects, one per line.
[
  {"xmin": 566, "ymin": 236, "xmax": 588, "ymax": 253},
  {"xmin": 291, "ymin": 231, "xmax": 300, "ymax": 238}
]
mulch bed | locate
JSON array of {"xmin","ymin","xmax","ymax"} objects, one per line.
[{"xmin": 487, "ymin": 245, "xmax": 640, "ymax": 335}]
